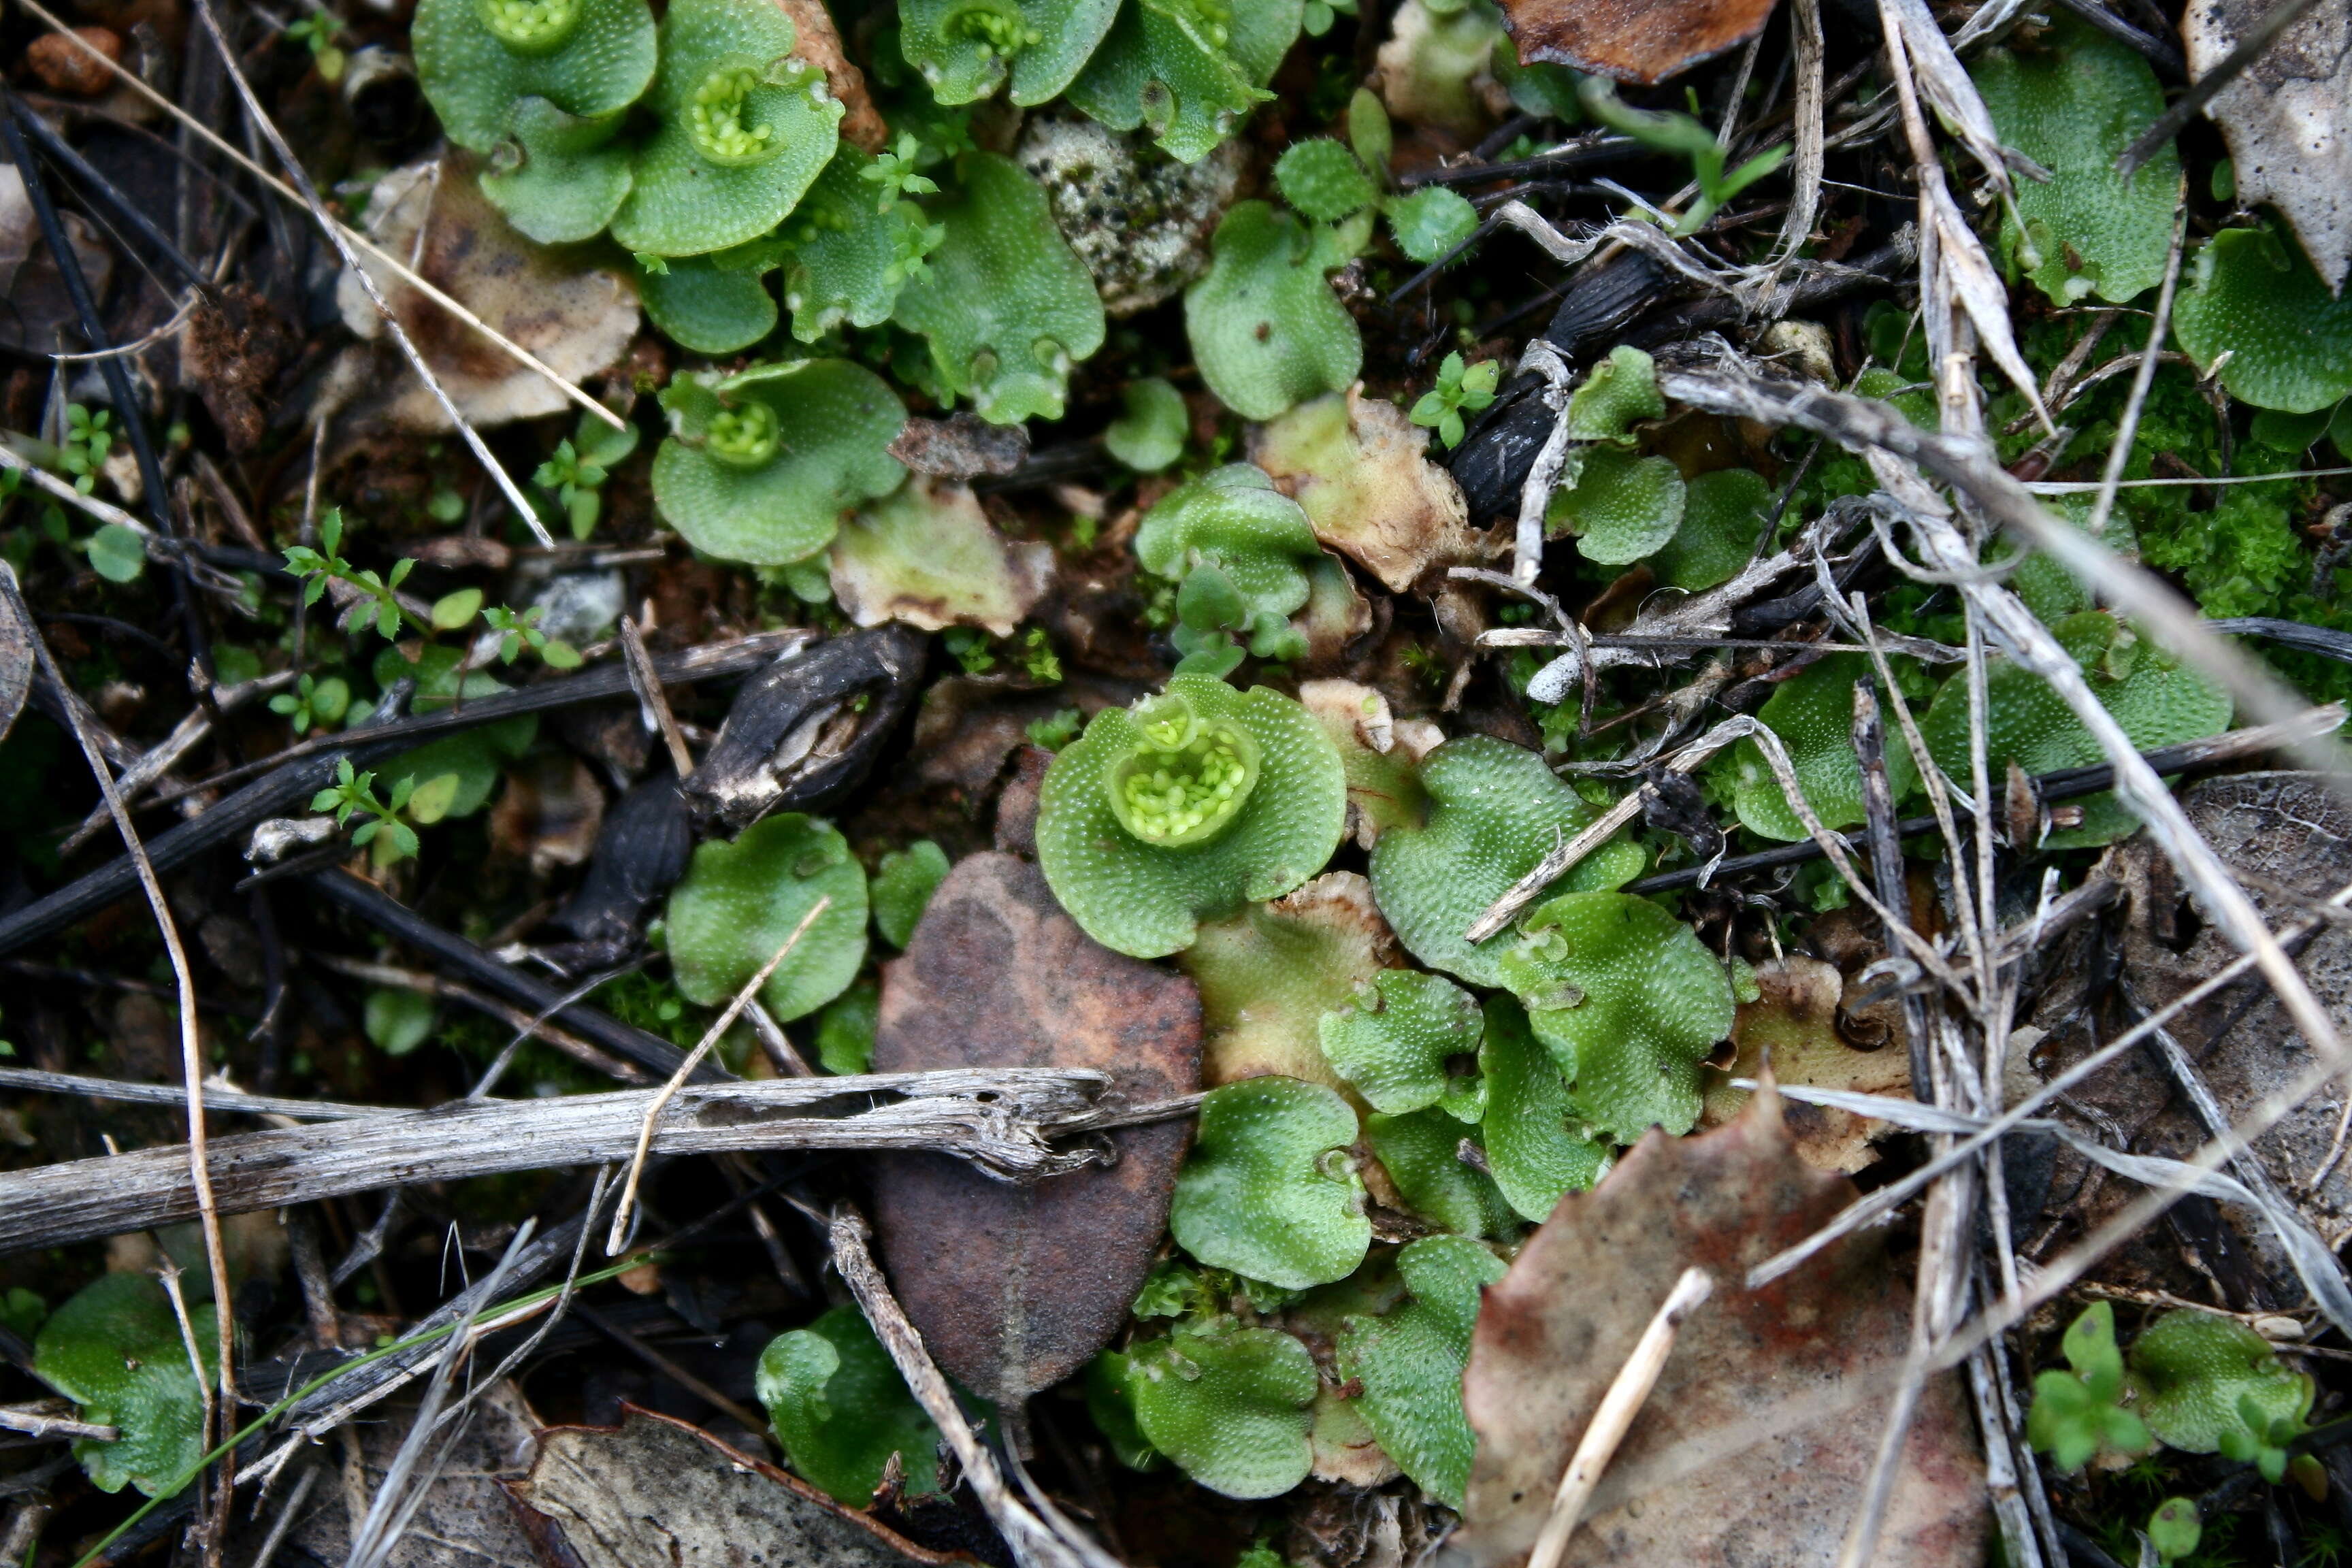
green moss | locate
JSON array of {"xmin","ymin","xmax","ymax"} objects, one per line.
[
  {"xmin": 1318, "ymin": 968, "xmax": 1484, "ymax": 1117},
  {"xmin": 1477, "ymin": 995, "xmax": 1604, "ymax": 1222},
  {"xmin": 2124, "ymin": 1309, "xmax": 2313, "ymax": 1456},
  {"xmin": 756, "ymin": 1305, "xmax": 945, "ymax": 1504},
  {"xmin": 1123, "ymin": 1319, "xmax": 1319, "ymax": 1497},
  {"xmin": 1036, "ymin": 676, "xmax": 1347, "ymax": 958},
  {"xmin": 1334, "ymin": 1235, "xmax": 1504, "ymax": 1507},
  {"xmin": 2174, "ymin": 227, "xmax": 2352, "ymax": 413},
  {"xmin": 413, "ymin": 0, "xmax": 655, "ymax": 152},
  {"xmin": 1731, "ymin": 654, "xmax": 1923, "ymax": 843},
  {"xmin": 34, "ymin": 1274, "xmax": 220, "ymax": 1497},
  {"xmin": 1918, "ymin": 610, "xmax": 2230, "ymax": 846},
  {"xmin": 1066, "ymin": 0, "xmax": 1301, "ymax": 162}
]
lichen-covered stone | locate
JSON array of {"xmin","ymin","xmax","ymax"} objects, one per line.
[{"xmin": 1016, "ymin": 110, "xmax": 1243, "ymax": 316}]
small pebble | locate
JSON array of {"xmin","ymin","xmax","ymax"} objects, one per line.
[{"xmin": 27, "ymin": 27, "xmax": 122, "ymax": 97}]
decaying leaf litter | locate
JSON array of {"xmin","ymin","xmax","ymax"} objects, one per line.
[{"xmin": 3, "ymin": 0, "xmax": 2352, "ymax": 1560}]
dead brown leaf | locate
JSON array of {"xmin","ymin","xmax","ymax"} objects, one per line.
[
  {"xmin": 506, "ymin": 1405, "xmax": 960, "ymax": 1567},
  {"xmin": 2187, "ymin": 0, "xmax": 2352, "ymax": 287},
  {"xmin": 334, "ymin": 157, "xmax": 638, "ymax": 433},
  {"xmin": 177, "ymin": 283, "xmax": 299, "ymax": 454},
  {"xmin": 1498, "ymin": 0, "xmax": 1780, "ymax": 85},
  {"xmin": 1456, "ymin": 1088, "xmax": 1984, "ymax": 1568},
  {"xmin": 293, "ymin": 1382, "xmax": 542, "ymax": 1568},
  {"xmin": 830, "ymin": 477, "xmax": 1056, "ymax": 638},
  {"xmin": 1699, "ymin": 956, "xmax": 1912, "ymax": 1174},
  {"xmin": 488, "ymin": 752, "xmax": 607, "ymax": 875},
  {"xmin": 868, "ymin": 851, "xmax": 1200, "ymax": 1403}
]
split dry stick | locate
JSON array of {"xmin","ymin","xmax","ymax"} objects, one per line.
[
  {"xmin": 2082, "ymin": 193, "xmax": 2188, "ymax": 540},
  {"xmin": 828, "ymin": 1205, "xmax": 1125, "ymax": 1568},
  {"xmin": 606, "ymin": 897, "xmax": 834, "ymax": 1254},
  {"xmin": 619, "ymin": 615, "xmax": 697, "ymax": 781},
  {"xmin": 1526, "ymin": 1267, "xmax": 1714, "ymax": 1568},
  {"xmin": 188, "ymin": 0, "xmax": 551, "ymax": 546},
  {"xmin": 7, "ymin": 0, "xmax": 625, "ymax": 438},
  {"xmin": 1, "ymin": 567, "xmax": 238, "ymax": 1416},
  {"xmin": 0, "ymin": 1405, "xmax": 116, "ymax": 1443}
]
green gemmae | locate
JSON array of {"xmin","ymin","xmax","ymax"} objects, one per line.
[
  {"xmin": 1110, "ymin": 693, "xmax": 1264, "ymax": 846},
  {"xmin": 479, "ymin": 0, "xmax": 580, "ymax": 50}
]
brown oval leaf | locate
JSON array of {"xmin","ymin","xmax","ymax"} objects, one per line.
[
  {"xmin": 868, "ymin": 851, "xmax": 1201, "ymax": 1404},
  {"xmin": 1499, "ymin": 0, "xmax": 1780, "ymax": 86},
  {"xmin": 1456, "ymin": 1088, "xmax": 1984, "ymax": 1568}
]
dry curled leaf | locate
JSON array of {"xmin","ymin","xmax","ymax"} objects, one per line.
[
  {"xmin": 1699, "ymin": 956, "xmax": 1912, "ymax": 1174},
  {"xmin": 506, "ymin": 1406, "xmax": 960, "ymax": 1567},
  {"xmin": 868, "ymin": 852, "xmax": 1200, "ymax": 1404},
  {"xmin": 2187, "ymin": 0, "xmax": 2352, "ymax": 288},
  {"xmin": 1499, "ymin": 0, "xmax": 1779, "ymax": 85},
  {"xmin": 1252, "ymin": 389, "xmax": 1490, "ymax": 594},
  {"xmin": 1454, "ymin": 1087, "xmax": 1985, "ymax": 1568},
  {"xmin": 830, "ymin": 478, "xmax": 1056, "ymax": 638}
]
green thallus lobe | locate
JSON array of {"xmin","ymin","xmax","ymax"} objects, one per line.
[
  {"xmin": 1109, "ymin": 694, "xmax": 1260, "ymax": 846},
  {"xmin": 478, "ymin": 0, "xmax": 579, "ymax": 50}
]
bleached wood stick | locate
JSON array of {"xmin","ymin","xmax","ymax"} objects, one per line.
[
  {"xmin": 0, "ymin": 1069, "xmax": 1109, "ymax": 1256},
  {"xmin": 1526, "ymin": 1267, "xmax": 1714, "ymax": 1568}
]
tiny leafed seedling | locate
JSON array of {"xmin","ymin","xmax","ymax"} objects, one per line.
[
  {"xmin": 2025, "ymin": 1302, "xmax": 2151, "ymax": 1472},
  {"xmin": 1410, "ymin": 352, "xmax": 1499, "ymax": 449}
]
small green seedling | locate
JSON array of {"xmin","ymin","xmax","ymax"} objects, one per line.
[
  {"xmin": 1410, "ymin": 353, "xmax": 1499, "ymax": 449},
  {"xmin": 1106, "ymin": 376, "xmax": 1190, "ymax": 472},
  {"xmin": 756, "ymin": 1305, "xmax": 945, "ymax": 1505},
  {"xmin": 35, "ymin": 1273, "xmax": 220, "ymax": 1497},
  {"xmin": 1575, "ymin": 76, "xmax": 1786, "ymax": 238},
  {"xmin": 481, "ymin": 604, "xmax": 584, "ymax": 668},
  {"xmin": 2147, "ymin": 1498, "xmax": 2200, "ymax": 1563},
  {"xmin": 1335, "ymin": 1235, "xmax": 1506, "ymax": 1507},
  {"xmin": 313, "ymin": 758, "xmax": 424, "ymax": 868},
  {"xmin": 1367, "ymin": 736, "xmax": 1644, "ymax": 988},
  {"xmin": 57, "ymin": 403, "xmax": 112, "ymax": 495},
  {"xmin": 2124, "ymin": 1308, "xmax": 2313, "ymax": 1461},
  {"xmin": 1115, "ymin": 1317, "xmax": 1320, "ymax": 1498},
  {"xmin": 1170, "ymin": 1075, "xmax": 1371, "ymax": 1290},
  {"xmin": 1494, "ymin": 890, "xmax": 1737, "ymax": 1142},
  {"xmin": 269, "ymin": 672, "xmax": 351, "ymax": 736},
  {"xmin": 664, "ymin": 813, "xmax": 870, "ymax": 1021},
  {"xmin": 1319, "ymin": 968, "xmax": 1485, "ymax": 1117},
  {"xmin": 282, "ymin": 11, "xmax": 347, "ymax": 80},
  {"xmin": 363, "ymin": 987, "xmax": 438, "ymax": 1055},
  {"xmin": 1476, "ymin": 994, "xmax": 1605, "ymax": 1222},
  {"xmin": 1035, "ymin": 675, "xmax": 1347, "ymax": 958},
  {"xmin": 2025, "ymin": 1301, "xmax": 2151, "ymax": 1472},
  {"xmin": 777, "ymin": 146, "xmax": 945, "ymax": 343},
  {"xmin": 871, "ymin": 840, "xmax": 951, "ymax": 949},
  {"xmin": 533, "ymin": 409, "xmax": 641, "ymax": 539},
  {"xmin": 653, "ymin": 359, "xmax": 907, "ymax": 566},
  {"xmin": 1186, "ymin": 201, "xmax": 1363, "ymax": 421},
  {"xmin": 892, "ymin": 152, "xmax": 1107, "ymax": 425}
]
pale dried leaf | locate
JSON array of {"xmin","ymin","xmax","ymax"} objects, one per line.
[
  {"xmin": 830, "ymin": 478, "xmax": 1056, "ymax": 638},
  {"xmin": 2186, "ymin": 0, "xmax": 2352, "ymax": 288},
  {"xmin": 1699, "ymin": 957, "xmax": 1913, "ymax": 1174},
  {"xmin": 1454, "ymin": 1088, "xmax": 1984, "ymax": 1568},
  {"xmin": 336, "ymin": 158, "xmax": 637, "ymax": 433}
]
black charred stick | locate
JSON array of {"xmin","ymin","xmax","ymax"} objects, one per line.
[
  {"xmin": 303, "ymin": 867, "xmax": 704, "ymax": 1082},
  {"xmin": 0, "ymin": 631, "xmax": 808, "ymax": 958},
  {"xmin": 8, "ymin": 99, "xmax": 211, "ymax": 289},
  {"xmin": 1446, "ymin": 250, "xmax": 1667, "ymax": 521},
  {"xmin": 1852, "ymin": 680, "xmax": 1932, "ymax": 1098},
  {"xmin": 684, "ymin": 624, "xmax": 927, "ymax": 832},
  {"xmin": 1627, "ymin": 707, "xmax": 2345, "ymax": 895}
]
